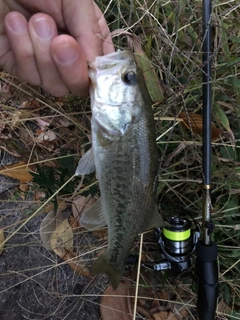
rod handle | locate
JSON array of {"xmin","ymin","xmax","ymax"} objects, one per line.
[{"xmin": 196, "ymin": 241, "xmax": 219, "ymax": 320}]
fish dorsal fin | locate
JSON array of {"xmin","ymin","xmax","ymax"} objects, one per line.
[
  {"xmin": 147, "ymin": 206, "xmax": 168, "ymax": 229},
  {"xmin": 75, "ymin": 148, "xmax": 95, "ymax": 176},
  {"xmin": 80, "ymin": 198, "xmax": 106, "ymax": 230}
]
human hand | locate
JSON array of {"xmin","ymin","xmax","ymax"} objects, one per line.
[{"xmin": 0, "ymin": 0, "xmax": 114, "ymax": 97}]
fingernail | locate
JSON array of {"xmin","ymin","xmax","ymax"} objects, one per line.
[
  {"xmin": 33, "ymin": 18, "xmax": 53, "ymax": 40},
  {"xmin": 54, "ymin": 45, "xmax": 78, "ymax": 66},
  {"xmin": 6, "ymin": 14, "xmax": 27, "ymax": 35}
]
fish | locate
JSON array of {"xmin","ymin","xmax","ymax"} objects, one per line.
[{"xmin": 75, "ymin": 50, "xmax": 167, "ymax": 289}]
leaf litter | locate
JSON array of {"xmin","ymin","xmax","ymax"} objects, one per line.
[
  {"xmin": 0, "ymin": 161, "xmax": 33, "ymax": 182},
  {"xmin": 100, "ymin": 280, "xmax": 194, "ymax": 320},
  {"xmin": 178, "ymin": 112, "xmax": 222, "ymax": 141},
  {"xmin": 40, "ymin": 200, "xmax": 92, "ymax": 278}
]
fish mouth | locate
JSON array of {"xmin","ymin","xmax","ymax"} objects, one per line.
[
  {"xmin": 88, "ymin": 51, "xmax": 135, "ymax": 78},
  {"xmin": 89, "ymin": 51, "xmax": 134, "ymax": 68}
]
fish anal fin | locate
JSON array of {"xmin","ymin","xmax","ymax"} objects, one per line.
[
  {"xmin": 75, "ymin": 148, "xmax": 95, "ymax": 176},
  {"xmin": 79, "ymin": 198, "xmax": 106, "ymax": 231}
]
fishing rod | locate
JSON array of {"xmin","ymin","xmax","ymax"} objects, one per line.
[
  {"xmin": 126, "ymin": 1, "xmax": 219, "ymax": 318},
  {"xmin": 195, "ymin": 0, "xmax": 219, "ymax": 319}
]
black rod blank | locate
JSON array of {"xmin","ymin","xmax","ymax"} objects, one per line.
[
  {"xmin": 202, "ymin": 0, "xmax": 212, "ymax": 246},
  {"xmin": 196, "ymin": 1, "xmax": 219, "ymax": 319},
  {"xmin": 202, "ymin": 0, "xmax": 212, "ymax": 188}
]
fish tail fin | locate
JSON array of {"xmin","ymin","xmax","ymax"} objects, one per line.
[{"xmin": 91, "ymin": 253, "xmax": 123, "ymax": 290}]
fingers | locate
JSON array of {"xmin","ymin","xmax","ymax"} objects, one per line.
[
  {"xmin": 4, "ymin": 12, "xmax": 41, "ymax": 85},
  {"xmin": 3, "ymin": 1, "xmax": 114, "ymax": 97},
  {"xmin": 51, "ymin": 35, "xmax": 89, "ymax": 97},
  {"xmin": 28, "ymin": 13, "xmax": 70, "ymax": 96},
  {"xmin": 5, "ymin": 12, "xmax": 89, "ymax": 97}
]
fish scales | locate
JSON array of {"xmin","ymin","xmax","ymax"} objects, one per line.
[
  {"xmin": 76, "ymin": 50, "xmax": 166, "ymax": 289},
  {"xmin": 94, "ymin": 114, "xmax": 157, "ymax": 263}
]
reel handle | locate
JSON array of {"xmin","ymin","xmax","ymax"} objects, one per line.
[{"xmin": 196, "ymin": 241, "xmax": 218, "ymax": 320}]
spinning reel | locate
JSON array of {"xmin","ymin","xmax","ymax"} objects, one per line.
[
  {"xmin": 147, "ymin": 217, "xmax": 200, "ymax": 273},
  {"xmin": 127, "ymin": 216, "xmax": 200, "ymax": 274}
]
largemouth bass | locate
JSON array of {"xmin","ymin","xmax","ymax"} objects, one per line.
[{"xmin": 75, "ymin": 50, "xmax": 166, "ymax": 289}]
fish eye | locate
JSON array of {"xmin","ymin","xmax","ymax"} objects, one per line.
[{"xmin": 122, "ymin": 71, "xmax": 137, "ymax": 85}]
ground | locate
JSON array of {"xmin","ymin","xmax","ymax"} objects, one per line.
[{"xmin": 0, "ymin": 153, "xmax": 102, "ymax": 320}]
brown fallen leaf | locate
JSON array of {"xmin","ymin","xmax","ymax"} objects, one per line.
[
  {"xmin": 18, "ymin": 99, "xmax": 40, "ymax": 110},
  {"xmin": 157, "ymin": 290, "xmax": 171, "ymax": 302},
  {"xmin": 69, "ymin": 215, "xmax": 80, "ymax": 231},
  {"xmin": 34, "ymin": 190, "xmax": 46, "ymax": 201},
  {"xmin": 59, "ymin": 118, "xmax": 72, "ymax": 127},
  {"xmin": 40, "ymin": 202, "xmax": 68, "ymax": 250},
  {"xmin": 63, "ymin": 250, "xmax": 91, "ymax": 277},
  {"xmin": 40, "ymin": 204, "xmax": 90, "ymax": 278},
  {"xmin": 36, "ymin": 129, "xmax": 57, "ymax": 142},
  {"xmin": 19, "ymin": 183, "xmax": 29, "ymax": 200},
  {"xmin": 101, "ymin": 282, "xmax": 132, "ymax": 320},
  {"xmin": 11, "ymin": 110, "xmax": 24, "ymax": 128},
  {"xmin": 137, "ymin": 305, "xmax": 155, "ymax": 319},
  {"xmin": 179, "ymin": 112, "xmax": 221, "ymax": 141},
  {"xmin": 154, "ymin": 311, "xmax": 178, "ymax": 320},
  {"xmin": 0, "ymin": 161, "xmax": 33, "ymax": 182},
  {"xmin": 217, "ymin": 299, "xmax": 232, "ymax": 315},
  {"xmin": 50, "ymin": 218, "xmax": 73, "ymax": 256},
  {"xmin": 92, "ymin": 228, "xmax": 108, "ymax": 239},
  {"xmin": 0, "ymin": 229, "xmax": 4, "ymax": 255}
]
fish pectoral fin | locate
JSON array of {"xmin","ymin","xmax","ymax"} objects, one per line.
[
  {"xmin": 75, "ymin": 148, "xmax": 95, "ymax": 176},
  {"xmin": 79, "ymin": 198, "xmax": 106, "ymax": 230},
  {"xmin": 147, "ymin": 206, "xmax": 168, "ymax": 229}
]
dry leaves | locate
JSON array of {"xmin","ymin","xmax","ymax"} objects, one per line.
[
  {"xmin": 0, "ymin": 99, "xmax": 39, "ymax": 134},
  {"xmin": 50, "ymin": 218, "xmax": 73, "ymax": 255},
  {"xmin": 100, "ymin": 281, "xmax": 192, "ymax": 320},
  {"xmin": 69, "ymin": 215, "xmax": 80, "ymax": 231},
  {"xmin": 217, "ymin": 299, "xmax": 232, "ymax": 315},
  {"xmin": 39, "ymin": 201, "xmax": 70, "ymax": 250},
  {"xmin": 40, "ymin": 204, "xmax": 90, "ymax": 277},
  {"xmin": 61, "ymin": 250, "xmax": 90, "ymax": 277},
  {"xmin": 101, "ymin": 282, "xmax": 132, "ymax": 320},
  {"xmin": 0, "ymin": 229, "xmax": 4, "ymax": 255},
  {"xmin": 0, "ymin": 161, "xmax": 33, "ymax": 182},
  {"xmin": 36, "ymin": 130, "xmax": 56, "ymax": 142},
  {"xmin": 35, "ymin": 117, "xmax": 57, "ymax": 142},
  {"xmin": 40, "ymin": 209, "xmax": 63, "ymax": 251},
  {"xmin": 153, "ymin": 311, "xmax": 178, "ymax": 320},
  {"xmin": 179, "ymin": 112, "xmax": 221, "ymax": 141}
]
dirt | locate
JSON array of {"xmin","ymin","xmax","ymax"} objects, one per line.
[{"xmin": 0, "ymin": 153, "xmax": 102, "ymax": 320}]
